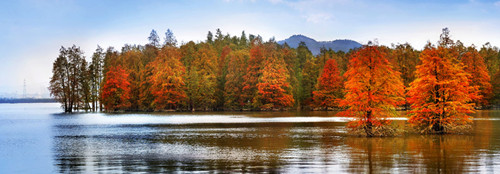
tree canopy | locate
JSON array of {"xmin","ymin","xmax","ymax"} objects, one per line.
[
  {"xmin": 407, "ymin": 30, "xmax": 479, "ymax": 134},
  {"xmin": 49, "ymin": 28, "xmax": 500, "ymax": 116},
  {"xmin": 337, "ymin": 45, "xmax": 405, "ymax": 136}
]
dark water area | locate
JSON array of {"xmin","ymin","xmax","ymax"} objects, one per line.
[{"xmin": 1, "ymin": 103, "xmax": 499, "ymax": 173}]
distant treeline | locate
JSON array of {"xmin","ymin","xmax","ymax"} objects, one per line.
[
  {"xmin": 48, "ymin": 28, "xmax": 500, "ymax": 113},
  {"xmin": 0, "ymin": 98, "xmax": 56, "ymax": 103}
]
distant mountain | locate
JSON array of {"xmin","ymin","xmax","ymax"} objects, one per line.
[
  {"xmin": 277, "ymin": 35, "xmax": 362, "ymax": 55},
  {"xmin": 0, "ymin": 98, "xmax": 56, "ymax": 103}
]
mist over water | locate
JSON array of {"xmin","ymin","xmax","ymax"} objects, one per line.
[{"xmin": 1, "ymin": 103, "xmax": 500, "ymax": 173}]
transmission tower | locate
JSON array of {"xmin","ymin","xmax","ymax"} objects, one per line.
[{"xmin": 23, "ymin": 79, "xmax": 27, "ymax": 98}]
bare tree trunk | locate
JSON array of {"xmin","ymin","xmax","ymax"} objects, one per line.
[{"xmin": 365, "ymin": 111, "xmax": 374, "ymax": 137}]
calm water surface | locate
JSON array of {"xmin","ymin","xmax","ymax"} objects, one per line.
[{"xmin": 1, "ymin": 103, "xmax": 500, "ymax": 173}]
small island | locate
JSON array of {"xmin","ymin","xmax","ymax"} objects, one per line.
[{"xmin": 49, "ymin": 28, "xmax": 498, "ymax": 136}]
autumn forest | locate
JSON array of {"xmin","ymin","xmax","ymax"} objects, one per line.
[{"xmin": 49, "ymin": 28, "xmax": 500, "ymax": 135}]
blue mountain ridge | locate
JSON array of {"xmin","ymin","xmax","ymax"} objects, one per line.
[{"xmin": 277, "ymin": 34, "xmax": 362, "ymax": 55}]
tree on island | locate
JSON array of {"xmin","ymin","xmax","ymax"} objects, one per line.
[
  {"xmin": 407, "ymin": 28, "xmax": 478, "ymax": 134},
  {"xmin": 337, "ymin": 44, "xmax": 405, "ymax": 137}
]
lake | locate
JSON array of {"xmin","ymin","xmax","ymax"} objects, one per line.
[{"xmin": 1, "ymin": 103, "xmax": 499, "ymax": 173}]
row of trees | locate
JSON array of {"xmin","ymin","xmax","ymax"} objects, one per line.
[
  {"xmin": 49, "ymin": 46, "xmax": 90, "ymax": 112},
  {"xmin": 49, "ymin": 29, "xmax": 500, "ymax": 119},
  {"xmin": 338, "ymin": 28, "xmax": 496, "ymax": 135}
]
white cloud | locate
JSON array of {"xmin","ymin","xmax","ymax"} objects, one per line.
[
  {"xmin": 349, "ymin": 20, "xmax": 500, "ymax": 50},
  {"xmin": 278, "ymin": 0, "xmax": 351, "ymax": 24},
  {"xmin": 222, "ymin": 0, "xmax": 349, "ymax": 24},
  {"xmin": 495, "ymin": 1, "xmax": 500, "ymax": 7},
  {"xmin": 268, "ymin": 0, "xmax": 283, "ymax": 4},
  {"xmin": 305, "ymin": 13, "xmax": 332, "ymax": 23},
  {"xmin": 223, "ymin": 0, "xmax": 256, "ymax": 2}
]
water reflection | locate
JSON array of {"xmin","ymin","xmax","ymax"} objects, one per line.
[
  {"xmin": 52, "ymin": 122, "xmax": 346, "ymax": 173},
  {"xmin": 344, "ymin": 113, "xmax": 498, "ymax": 174},
  {"xmin": 50, "ymin": 110, "xmax": 500, "ymax": 173}
]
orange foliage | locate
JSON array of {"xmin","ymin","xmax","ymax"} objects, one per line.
[
  {"xmin": 218, "ymin": 46, "xmax": 231, "ymax": 76},
  {"xmin": 406, "ymin": 135, "xmax": 474, "ymax": 172},
  {"xmin": 216, "ymin": 46, "xmax": 232, "ymax": 109},
  {"xmin": 224, "ymin": 50, "xmax": 249, "ymax": 109},
  {"xmin": 101, "ymin": 65, "xmax": 131, "ymax": 111},
  {"xmin": 461, "ymin": 47, "xmax": 492, "ymax": 106},
  {"xmin": 407, "ymin": 46, "xmax": 477, "ymax": 133},
  {"xmin": 120, "ymin": 50, "xmax": 143, "ymax": 110},
  {"xmin": 337, "ymin": 46, "xmax": 405, "ymax": 136},
  {"xmin": 313, "ymin": 59, "xmax": 343, "ymax": 109},
  {"xmin": 242, "ymin": 39, "xmax": 264, "ymax": 108},
  {"xmin": 256, "ymin": 53, "xmax": 294, "ymax": 110},
  {"xmin": 147, "ymin": 47, "xmax": 187, "ymax": 110}
]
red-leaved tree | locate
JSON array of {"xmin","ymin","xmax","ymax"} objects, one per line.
[
  {"xmin": 407, "ymin": 45, "xmax": 477, "ymax": 134},
  {"xmin": 337, "ymin": 45, "xmax": 405, "ymax": 136},
  {"xmin": 256, "ymin": 51, "xmax": 294, "ymax": 110},
  {"xmin": 101, "ymin": 65, "xmax": 131, "ymax": 111},
  {"xmin": 147, "ymin": 47, "xmax": 187, "ymax": 110},
  {"xmin": 313, "ymin": 59, "xmax": 343, "ymax": 110},
  {"xmin": 461, "ymin": 47, "xmax": 492, "ymax": 106},
  {"xmin": 242, "ymin": 38, "xmax": 264, "ymax": 109}
]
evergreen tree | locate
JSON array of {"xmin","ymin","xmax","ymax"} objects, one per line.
[
  {"xmin": 206, "ymin": 31, "xmax": 213, "ymax": 44},
  {"xmin": 294, "ymin": 42, "xmax": 314, "ymax": 109},
  {"xmin": 148, "ymin": 29, "xmax": 160, "ymax": 48},
  {"xmin": 224, "ymin": 50, "xmax": 249, "ymax": 110},
  {"xmin": 89, "ymin": 46, "xmax": 104, "ymax": 112},
  {"xmin": 164, "ymin": 29, "xmax": 177, "ymax": 47}
]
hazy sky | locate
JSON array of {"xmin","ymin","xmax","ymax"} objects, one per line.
[{"xmin": 1, "ymin": 0, "xmax": 500, "ymax": 97}]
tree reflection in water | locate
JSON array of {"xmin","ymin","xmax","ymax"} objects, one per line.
[
  {"xmin": 52, "ymin": 111, "xmax": 500, "ymax": 173},
  {"xmin": 344, "ymin": 116, "xmax": 495, "ymax": 174},
  {"xmin": 53, "ymin": 123, "xmax": 346, "ymax": 173}
]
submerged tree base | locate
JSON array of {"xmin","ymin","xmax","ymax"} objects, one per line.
[
  {"xmin": 347, "ymin": 122, "xmax": 473, "ymax": 137},
  {"xmin": 411, "ymin": 123, "xmax": 473, "ymax": 135},
  {"xmin": 348, "ymin": 125, "xmax": 405, "ymax": 137}
]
